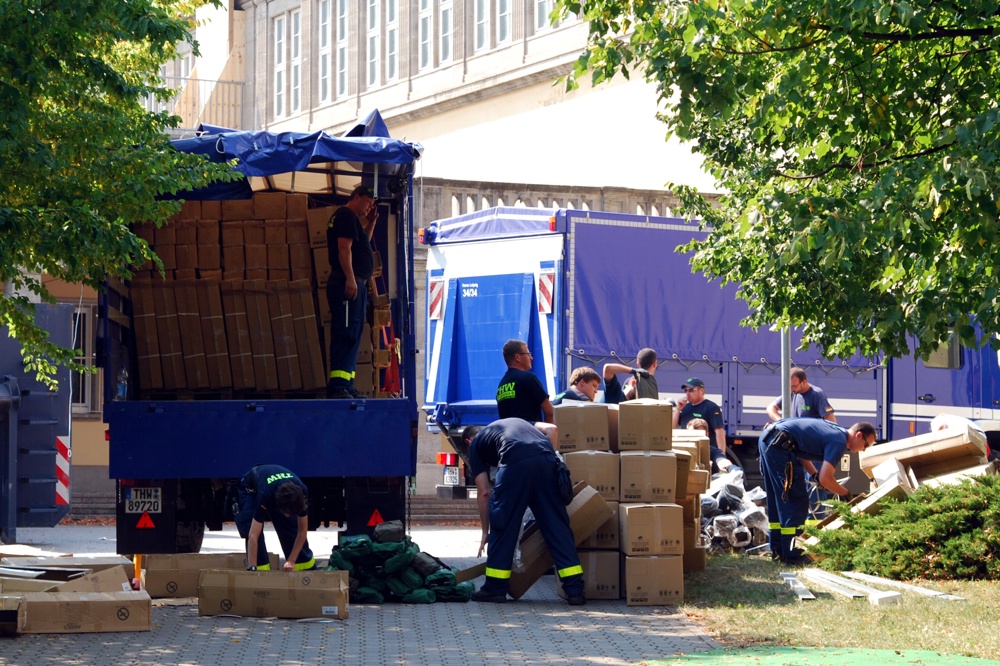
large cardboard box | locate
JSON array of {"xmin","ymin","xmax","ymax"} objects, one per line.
[
  {"xmin": 920, "ymin": 460, "xmax": 999, "ymax": 488},
  {"xmin": 13, "ymin": 590, "xmax": 151, "ymax": 633},
  {"xmin": 266, "ymin": 280, "xmax": 302, "ymax": 391},
  {"xmin": 553, "ymin": 403, "xmax": 611, "ymax": 452},
  {"xmin": 579, "ymin": 501, "xmax": 620, "ymax": 550},
  {"xmin": 0, "ymin": 578, "xmax": 59, "ymax": 593},
  {"xmin": 221, "ymin": 220, "xmax": 244, "ymax": 246},
  {"xmin": 254, "ymin": 192, "xmax": 286, "ymax": 220},
  {"xmin": 173, "ymin": 279, "xmax": 210, "ymax": 390},
  {"xmin": 505, "ymin": 485, "xmax": 613, "ymax": 600},
  {"xmin": 687, "ymin": 469, "xmax": 710, "ymax": 495},
  {"xmin": 622, "ymin": 555, "xmax": 684, "ymax": 606},
  {"xmin": 222, "ymin": 199, "xmax": 254, "ymax": 220},
  {"xmin": 142, "ymin": 553, "xmax": 278, "ymax": 598},
  {"xmin": 683, "ymin": 545, "xmax": 708, "ymax": 573},
  {"xmin": 563, "ymin": 451, "xmax": 619, "ymax": 501},
  {"xmin": 307, "ymin": 206, "xmax": 337, "ymax": 248},
  {"xmin": 220, "ymin": 280, "xmax": 255, "ymax": 389},
  {"xmin": 859, "ymin": 426, "xmax": 988, "ymax": 478},
  {"xmin": 286, "ymin": 193, "xmax": 309, "ymax": 220},
  {"xmin": 59, "ymin": 566, "xmax": 134, "ymax": 594},
  {"xmin": 674, "ymin": 450, "xmax": 692, "ymax": 498},
  {"xmin": 243, "ymin": 280, "xmax": 278, "ymax": 390},
  {"xmin": 620, "ymin": 451, "xmax": 677, "ymax": 503},
  {"xmin": 557, "ymin": 550, "xmax": 621, "ymax": 601},
  {"xmin": 288, "ymin": 279, "xmax": 327, "ymax": 391},
  {"xmin": 150, "ymin": 280, "xmax": 185, "ymax": 389},
  {"xmin": 130, "ymin": 280, "xmax": 164, "ymax": 391},
  {"xmin": 619, "ymin": 503, "xmax": 684, "ymax": 556},
  {"xmin": 618, "ymin": 400, "xmax": 672, "ymax": 451},
  {"xmin": 198, "ymin": 569, "xmax": 349, "ymax": 619},
  {"xmin": 196, "ymin": 279, "xmax": 233, "ymax": 389},
  {"xmin": 2, "ymin": 556, "xmax": 135, "ymax": 580}
]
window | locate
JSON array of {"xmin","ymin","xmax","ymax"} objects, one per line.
[
  {"xmin": 290, "ymin": 10, "xmax": 302, "ymax": 113},
  {"xmin": 497, "ymin": 0, "xmax": 511, "ymax": 44},
  {"xmin": 274, "ymin": 16, "xmax": 286, "ymax": 117},
  {"xmin": 367, "ymin": 0, "xmax": 379, "ymax": 88},
  {"xmin": 418, "ymin": 0, "xmax": 432, "ymax": 70},
  {"xmin": 440, "ymin": 1, "xmax": 453, "ymax": 63},
  {"xmin": 336, "ymin": 0, "xmax": 348, "ymax": 97},
  {"xmin": 475, "ymin": 0, "xmax": 489, "ymax": 51},
  {"xmin": 318, "ymin": 0, "xmax": 332, "ymax": 103},
  {"xmin": 180, "ymin": 53, "xmax": 192, "ymax": 79},
  {"xmin": 925, "ymin": 337, "xmax": 963, "ymax": 370},
  {"xmin": 535, "ymin": 0, "xmax": 552, "ymax": 31},
  {"xmin": 386, "ymin": 0, "xmax": 398, "ymax": 80},
  {"xmin": 71, "ymin": 305, "xmax": 99, "ymax": 414}
]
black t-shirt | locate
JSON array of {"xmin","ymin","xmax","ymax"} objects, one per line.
[
  {"xmin": 468, "ymin": 418, "xmax": 554, "ymax": 477},
  {"xmin": 496, "ymin": 367, "xmax": 548, "ymax": 423},
  {"xmin": 678, "ymin": 398, "xmax": 726, "ymax": 450},
  {"xmin": 327, "ymin": 206, "xmax": 374, "ymax": 280},
  {"xmin": 246, "ymin": 464, "xmax": 309, "ymax": 522}
]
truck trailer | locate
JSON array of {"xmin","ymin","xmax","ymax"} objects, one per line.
[
  {"xmin": 100, "ymin": 112, "xmax": 422, "ymax": 554},
  {"xmin": 420, "ymin": 207, "xmax": 1000, "ymax": 495}
]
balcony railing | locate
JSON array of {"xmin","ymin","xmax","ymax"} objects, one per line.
[{"xmin": 144, "ymin": 76, "xmax": 247, "ymax": 135}]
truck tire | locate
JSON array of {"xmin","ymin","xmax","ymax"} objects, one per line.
[{"xmin": 176, "ymin": 520, "xmax": 205, "ymax": 553}]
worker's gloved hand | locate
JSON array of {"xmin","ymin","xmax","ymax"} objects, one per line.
[
  {"xmin": 632, "ymin": 368, "xmax": 650, "ymax": 378},
  {"xmin": 477, "ymin": 531, "xmax": 488, "ymax": 558}
]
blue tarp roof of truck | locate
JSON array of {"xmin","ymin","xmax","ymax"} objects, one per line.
[{"xmin": 423, "ymin": 206, "xmax": 556, "ymax": 244}]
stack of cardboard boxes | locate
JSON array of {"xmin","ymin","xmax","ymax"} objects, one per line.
[
  {"xmin": 130, "ymin": 194, "xmax": 335, "ymax": 396},
  {"xmin": 556, "ymin": 399, "xmax": 694, "ymax": 606}
]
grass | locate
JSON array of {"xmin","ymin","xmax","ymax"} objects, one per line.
[{"xmin": 677, "ymin": 554, "xmax": 1000, "ymax": 659}]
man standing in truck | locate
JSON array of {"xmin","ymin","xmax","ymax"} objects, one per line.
[
  {"xmin": 463, "ymin": 418, "xmax": 585, "ymax": 605},
  {"xmin": 496, "ymin": 339, "xmax": 554, "ymax": 423},
  {"xmin": 327, "ymin": 184, "xmax": 378, "ymax": 399},
  {"xmin": 234, "ymin": 464, "xmax": 317, "ymax": 571},
  {"xmin": 602, "ymin": 348, "xmax": 659, "ymax": 403}
]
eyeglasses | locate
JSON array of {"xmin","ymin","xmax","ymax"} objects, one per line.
[
  {"xmin": 683, "ymin": 388, "xmax": 699, "ymax": 393},
  {"xmin": 866, "ymin": 437, "xmax": 876, "ymax": 450},
  {"xmin": 518, "ymin": 350, "xmax": 532, "ymax": 357}
]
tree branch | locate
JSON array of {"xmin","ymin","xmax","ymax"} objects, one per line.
[{"xmin": 777, "ymin": 142, "xmax": 955, "ymax": 180}]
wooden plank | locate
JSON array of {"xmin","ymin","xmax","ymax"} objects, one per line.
[
  {"xmin": 840, "ymin": 571, "xmax": 964, "ymax": 601},
  {"xmin": 803, "ymin": 568, "xmax": 901, "ymax": 605},
  {"xmin": 106, "ymin": 307, "xmax": 130, "ymax": 330},
  {"xmin": 799, "ymin": 569, "xmax": 865, "ymax": 599},
  {"xmin": 779, "ymin": 573, "xmax": 815, "ymax": 601}
]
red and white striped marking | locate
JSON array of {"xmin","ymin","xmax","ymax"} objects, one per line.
[
  {"xmin": 429, "ymin": 278, "xmax": 444, "ymax": 320},
  {"xmin": 537, "ymin": 272, "xmax": 554, "ymax": 314},
  {"xmin": 55, "ymin": 435, "xmax": 71, "ymax": 505}
]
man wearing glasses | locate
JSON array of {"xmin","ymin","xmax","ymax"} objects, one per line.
[
  {"xmin": 496, "ymin": 339, "xmax": 553, "ymax": 425},
  {"xmin": 673, "ymin": 377, "xmax": 729, "ymax": 472},
  {"xmin": 757, "ymin": 418, "xmax": 876, "ymax": 564}
]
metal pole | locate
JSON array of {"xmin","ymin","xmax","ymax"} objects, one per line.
[{"xmin": 781, "ymin": 328, "xmax": 792, "ymax": 419}]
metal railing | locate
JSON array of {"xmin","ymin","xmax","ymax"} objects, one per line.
[{"xmin": 143, "ymin": 76, "xmax": 247, "ymax": 135}]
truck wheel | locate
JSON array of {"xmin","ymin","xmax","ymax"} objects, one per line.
[{"xmin": 176, "ymin": 520, "xmax": 205, "ymax": 553}]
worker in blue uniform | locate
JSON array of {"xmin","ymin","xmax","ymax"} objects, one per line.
[
  {"xmin": 758, "ymin": 418, "xmax": 876, "ymax": 563},
  {"xmin": 234, "ymin": 464, "xmax": 317, "ymax": 571},
  {"xmin": 463, "ymin": 418, "xmax": 585, "ymax": 605}
]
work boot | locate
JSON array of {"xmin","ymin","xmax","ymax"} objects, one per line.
[
  {"xmin": 328, "ymin": 389, "xmax": 354, "ymax": 399},
  {"xmin": 566, "ymin": 593, "xmax": 586, "ymax": 606},
  {"xmin": 347, "ymin": 387, "xmax": 368, "ymax": 399},
  {"xmin": 471, "ymin": 588, "xmax": 508, "ymax": 603}
]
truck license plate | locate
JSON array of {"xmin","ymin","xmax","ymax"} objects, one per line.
[
  {"xmin": 125, "ymin": 487, "xmax": 162, "ymax": 513},
  {"xmin": 443, "ymin": 466, "xmax": 460, "ymax": 486}
]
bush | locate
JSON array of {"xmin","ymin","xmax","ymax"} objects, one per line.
[{"xmin": 805, "ymin": 474, "xmax": 1000, "ymax": 580}]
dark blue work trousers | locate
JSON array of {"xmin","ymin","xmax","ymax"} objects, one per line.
[
  {"xmin": 482, "ymin": 452, "xmax": 584, "ymax": 597},
  {"xmin": 758, "ymin": 435, "xmax": 808, "ymax": 560},
  {"xmin": 326, "ymin": 276, "xmax": 368, "ymax": 393}
]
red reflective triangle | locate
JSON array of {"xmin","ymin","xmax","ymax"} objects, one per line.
[
  {"xmin": 366, "ymin": 509, "xmax": 385, "ymax": 527},
  {"xmin": 136, "ymin": 512, "xmax": 156, "ymax": 529}
]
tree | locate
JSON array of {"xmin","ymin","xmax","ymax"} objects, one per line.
[
  {"xmin": 556, "ymin": 0, "xmax": 1000, "ymax": 360},
  {"xmin": 0, "ymin": 0, "xmax": 234, "ymax": 383}
]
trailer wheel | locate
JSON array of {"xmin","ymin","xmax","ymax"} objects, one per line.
[{"xmin": 176, "ymin": 520, "xmax": 205, "ymax": 553}]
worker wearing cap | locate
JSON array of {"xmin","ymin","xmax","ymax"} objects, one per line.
[
  {"xmin": 234, "ymin": 464, "xmax": 316, "ymax": 571},
  {"xmin": 757, "ymin": 419, "xmax": 875, "ymax": 563},
  {"xmin": 463, "ymin": 418, "xmax": 585, "ymax": 605},
  {"xmin": 673, "ymin": 377, "xmax": 729, "ymax": 472},
  {"xmin": 327, "ymin": 184, "xmax": 378, "ymax": 400}
]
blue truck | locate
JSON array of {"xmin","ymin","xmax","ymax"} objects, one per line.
[
  {"xmin": 420, "ymin": 207, "xmax": 1000, "ymax": 494},
  {"xmin": 99, "ymin": 113, "xmax": 422, "ymax": 553}
]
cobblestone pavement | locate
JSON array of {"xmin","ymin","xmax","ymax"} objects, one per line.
[{"xmin": 0, "ymin": 525, "xmax": 720, "ymax": 666}]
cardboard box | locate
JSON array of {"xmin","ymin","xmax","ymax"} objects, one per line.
[
  {"xmin": 198, "ymin": 243, "xmax": 221, "ymax": 270},
  {"xmin": 220, "ymin": 280, "xmax": 255, "ymax": 389},
  {"xmin": 243, "ymin": 280, "xmax": 278, "ymax": 390},
  {"xmin": 607, "ymin": 404, "xmax": 619, "ymax": 452},
  {"xmin": 579, "ymin": 501, "xmax": 619, "ymax": 550},
  {"xmin": 179, "ymin": 200, "xmax": 201, "ymax": 221},
  {"xmin": 153, "ymin": 224, "xmax": 175, "ymax": 246},
  {"xmin": 619, "ymin": 503, "xmax": 684, "ymax": 556},
  {"xmin": 620, "ymin": 451, "xmax": 677, "ymax": 503},
  {"xmin": 674, "ymin": 450, "xmax": 691, "ymax": 498},
  {"xmin": 142, "ymin": 553, "xmax": 278, "ymax": 598},
  {"xmin": 267, "ymin": 244, "xmax": 290, "ymax": 270},
  {"xmin": 554, "ymin": 403, "xmax": 611, "ymax": 452},
  {"xmin": 563, "ymin": 451, "xmax": 619, "ymax": 502},
  {"xmin": 174, "ymin": 222, "xmax": 197, "ymax": 245},
  {"xmin": 60, "ymin": 566, "xmax": 133, "ymax": 594},
  {"xmin": 196, "ymin": 279, "xmax": 233, "ymax": 389},
  {"xmin": 197, "ymin": 220, "xmax": 219, "ymax": 246},
  {"xmin": 243, "ymin": 220, "xmax": 265, "ymax": 245},
  {"xmin": 557, "ymin": 550, "xmax": 621, "ymax": 601},
  {"xmin": 222, "ymin": 199, "xmax": 254, "ymax": 220},
  {"xmin": 871, "ymin": 458, "xmax": 910, "ymax": 488},
  {"xmin": 289, "ymin": 242, "xmax": 312, "ymax": 269},
  {"xmin": 919, "ymin": 459, "xmax": 999, "ymax": 488},
  {"xmin": 173, "ymin": 242, "xmax": 196, "ymax": 267},
  {"xmin": 174, "ymin": 279, "xmax": 210, "ymax": 390},
  {"xmin": 245, "ymin": 244, "xmax": 268, "ymax": 271},
  {"xmin": 266, "ymin": 280, "xmax": 302, "ymax": 391},
  {"xmin": 859, "ymin": 426, "xmax": 989, "ymax": 478},
  {"xmin": 307, "ymin": 206, "xmax": 337, "ymax": 248},
  {"xmin": 221, "ymin": 220, "xmax": 244, "ymax": 247},
  {"xmin": 198, "ymin": 569, "xmax": 348, "ymax": 619},
  {"xmin": 13, "ymin": 590, "xmax": 151, "ymax": 633},
  {"xmin": 264, "ymin": 220, "xmax": 287, "ymax": 245},
  {"xmin": 253, "ymin": 192, "xmax": 286, "ymax": 220},
  {"xmin": 505, "ymin": 485, "xmax": 613, "ymax": 600},
  {"xmin": 688, "ymin": 469, "xmax": 710, "ymax": 495},
  {"xmin": 0, "ymin": 577, "xmax": 58, "ymax": 593},
  {"xmin": 151, "ymin": 280, "xmax": 185, "ymax": 389},
  {"xmin": 618, "ymin": 400, "xmax": 672, "ymax": 451},
  {"xmin": 1, "ymin": 556, "xmax": 135, "ymax": 580},
  {"xmin": 286, "ymin": 219, "xmax": 309, "ymax": 244},
  {"xmin": 286, "ymin": 193, "xmax": 309, "ymax": 220},
  {"xmin": 130, "ymin": 280, "xmax": 164, "ymax": 391},
  {"xmin": 200, "ymin": 200, "xmax": 221, "ymax": 221},
  {"xmin": 156, "ymin": 243, "xmax": 177, "ymax": 270},
  {"xmin": 314, "ymin": 247, "xmax": 332, "ymax": 286},
  {"xmin": 288, "ymin": 279, "xmax": 327, "ymax": 391},
  {"xmin": 678, "ymin": 496, "xmax": 701, "ymax": 525},
  {"xmin": 673, "ymin": 434, "xmax": 710, "ymax": 469},
  {"xmin": 622, "ymin": 555, "xmax": 684, "ymax": 606},
  {"xmin": 683, "ymin": 545, "xmax": 708, "ymax": 573}
]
